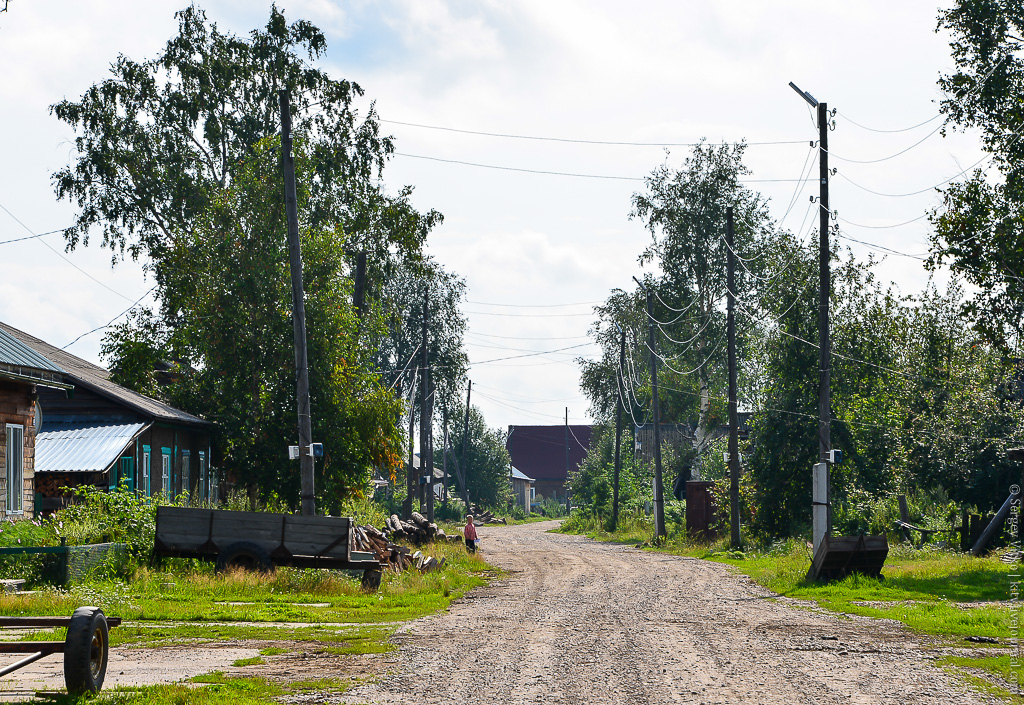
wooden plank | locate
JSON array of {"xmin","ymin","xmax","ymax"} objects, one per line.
[
  {"xmin": 156, "ymin": 507, "xmax": 353, "ymax": 559},
  {"xmin": 0, "ymin": 642, "xmax": 65, "ymax": 654},
  {"xmin": 0, "ymin": 616, "xmax": 122, "ymax": 628}
]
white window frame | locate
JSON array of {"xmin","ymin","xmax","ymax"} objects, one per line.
[
  {"xmin": 161, "ymin": 452, "xmax": 171, "ymax": 496},
  {"xmin": 6, "ymin": 424, "xmax": 24, "ymax": 515},
  {"xmin": 141, "ymin": 447, "xmax": 151, "ymax": 497},
  {"xmin": 181, "ymin": 449, "xmax": 191, "ymax": 498}
]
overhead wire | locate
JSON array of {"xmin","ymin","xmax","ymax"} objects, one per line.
[
  {"xmin": 0, "ymin": 202, "xmax": 139, "ymax": 303},
  {"xmin": 62, "ymin": 285, "xmax": 158, "ymax": 349},
  {"xmin": 381, "ymin": 118, "xmax": 807, "ymax": 148}
]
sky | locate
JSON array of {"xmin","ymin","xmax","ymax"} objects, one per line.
[{"xmin": 0, "ymin": 1, "xmax": 988, "ymax": 436}]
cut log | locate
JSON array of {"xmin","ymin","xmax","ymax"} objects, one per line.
[{"xmin": 410, "ymin": 512, "xmax": 430, "ymax": 528}]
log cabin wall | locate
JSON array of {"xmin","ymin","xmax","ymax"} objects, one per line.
[{"xmin": 0, "ymin": 379, "xmax": 36, "ymax": 519}]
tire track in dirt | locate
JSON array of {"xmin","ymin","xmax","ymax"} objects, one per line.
[{"xmin": 341, "ymin": 521, "xmax": 996, "ymax": 705}]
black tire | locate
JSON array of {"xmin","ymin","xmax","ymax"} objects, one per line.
[
  {"xmin": 64, "ymin": 606, "xmax": 109, "ymax": 695},
  {"xmin": 361, "ymin": 569, "xmax": 383, "ymax": 592},
  {"xmin": 215, "ymin": 541, "xmax": 274, "ymax": 573}
]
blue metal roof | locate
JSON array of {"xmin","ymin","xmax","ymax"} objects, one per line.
[
  {"xmin": 0, "ymin": 327, "xmax": 64, "ymax": 373},
  {"xmin": 510, "ymin": 465, "xmax": 534, "ymax": 482},
  {"xmin": 35, "ymin": 421, "xmax": 147, "ymax": 473}
]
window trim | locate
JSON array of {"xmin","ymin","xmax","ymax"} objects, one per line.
[
  {"xmin": 142, "ymin": 445, "xmax": 152, "ymax": 498},
  {"xmin": 6, "ymin": 424, "xmax": 24, "ymax": 515}
]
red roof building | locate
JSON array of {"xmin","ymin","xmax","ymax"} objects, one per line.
[{"xmin": 506, "ymin": 424, "xmax": 591, "ymax": 504}]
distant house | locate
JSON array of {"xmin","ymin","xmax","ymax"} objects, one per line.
[
  {"xmin": 0, "ymin": 328, "xmax": 73, "ymax": 518},
  {"xmin": 510, "ymin": 465, "xmax": 534, "ymax": 515},
  {"xmin": 0, "ymin": 323, "xmax": 216, "ymax": 513},
  {"xmin": 506, "ymin": 425, "xmax": 591, "ymax": 504}
]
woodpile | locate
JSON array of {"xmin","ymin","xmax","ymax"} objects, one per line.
[
  {"xmin": 350, "ymin": 513, "xmax": 461, "ymax": 575},
  {"xmin": 468, "ymin": 505, "xmax": 508, "ymax": 525}
]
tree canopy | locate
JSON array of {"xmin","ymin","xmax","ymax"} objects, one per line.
[{"xmin": 56, "ymin": 6, "xmax": 443, "ymax": 506}]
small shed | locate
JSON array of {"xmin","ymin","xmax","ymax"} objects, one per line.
[{"xmin": 510, "ymin": 465, "xmax": 534, "ymax": 515}]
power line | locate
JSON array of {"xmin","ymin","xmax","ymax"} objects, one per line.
[
  {"xmin": 468, "ymin": 342, "xmax": 596, "ymax": 366},
  {"xmin": 0, "ymin": 202, "xmax": 138, "ymax": 303},
  {"xmin": 381, "ymin": 118, "xmax": 806, "ymax": 148},
  {"xmin": 836, "ymin": 110, "xmax": 942, "ymax": 134},
  {"xmin": 465, "ymin": 309, "xmax": 595, "ymax": 318},
  {"xmin": 835, "ymin": 152, "xmax": 989, "ymax": 198},
  {"xmin": 0, "ymin": 226, "xmax": 69, "ymax": 246},
  {"xmin": 466, "ymin": 331, "xmax": 591, "ymax": 342},
  {"xmin": 63, "ymin": 285, "xmax": 157, "ymax": 349},
  {"xmin": 464, "ymin": 299, "xmax": 598, "ymax": 307},
  {"xmin": 395, "ymin": 151, "xmax": 815, "ymax": 184}
]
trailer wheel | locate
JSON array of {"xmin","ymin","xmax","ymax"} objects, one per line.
[
  {"xmin": 216, "ymin": 541, "xmax": 274, "ymax": 573},
  {"xmin": 64, "ymin": 606, "xmax": 109, "ymax": 695},
  {"xmin": 361, "ymin": 568, "xmax": 383, "ymax": 591}
]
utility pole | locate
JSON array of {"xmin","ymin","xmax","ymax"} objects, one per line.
[
  {"xmin": 790, "ymin": 82, "xmax": 832, "ymax": 555},
  {"xmin": 817, "ymin": 100, "xmax": 832, "ymax": 540},
  {"xmin": 426, "ymin": 376, "xmax": 435, "ymax": 522},
  {"xmin": 405, "ymin": 367, "xmax": 417, "ymax": 517},
  {"xmin": 420, "ymin": 290, "xmax": 429, "ymax": 513},
  {"xmin": 612, "ymin": 326, "xmax": 625, "ymax": 531},
  {"xmin": 564, "ymin": 408, "xmax": 570, "ymax": 512},
  {"xmin": 634, "ymin": 276, "xmax": 666, "ymax": 538},
  {"xmin": 442, "ymin": 413, "xmax": 449, "ymax": 504},
  {"xmin": 726, "ymin": 207, "xmax": 741, "ymax": 548},
  {"xmin": 460, "ymin": 380, "xmax": 472, "ymax": 510},
  {"xmin": 279, "ymin": 89, "xmax": 315, "ymax": 516},
  {"xmin": 353, "ymin": 251, "xmax": 367, "ymax": 318}
]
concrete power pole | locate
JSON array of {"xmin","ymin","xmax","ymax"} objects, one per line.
[
  {"xmin": 612, "ymin": 326, "xmax": 625, "ymax": 531},
  {"xmin": 789, "ymin": 82, "xmax": 833, "ymax": 556},
  {"xmin": 279, "ymin": 89, "xmax": 315, "ymax": 516}
]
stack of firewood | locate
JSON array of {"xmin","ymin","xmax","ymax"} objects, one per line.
[
  {"xmin": 350, "ymin": 512, "xmax": 463, "ymax": 574},
  {"xmin": 468, "ymin": 505, "xmax": 508, "ymax": 525}
]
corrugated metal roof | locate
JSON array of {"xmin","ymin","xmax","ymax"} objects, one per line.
[
  {"xmin": 36, "ymin": 421, "xmax": 147, "ymax": 473},
  {"xmin": 0, "ymin": 327, "xmax": 64, "ymax": 373},
  {"xmin": 0, "ymin": 322, "xmax": 212, "ymax": 428},
  {"xmin": 510, "ymin": 465, "xmax": 534, "ymax": 482}
]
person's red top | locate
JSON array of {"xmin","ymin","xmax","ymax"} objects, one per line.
[{"xmin": 464, "ymin": 521, "xmax": 478, "ymax": 541}]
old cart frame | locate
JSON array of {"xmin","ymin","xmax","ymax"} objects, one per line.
[
  {"xmin": 0, "ymin": 607, "xmax": 120, "ymax": 694},
  {"xmin": 154, "ymin": 507, "xmax": 385, "ymax": 588}
]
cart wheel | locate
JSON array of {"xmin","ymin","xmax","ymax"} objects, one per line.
[
  {"xmin": 361, "ymin": 568, "xmax": 383, "ymax": 591},
  {"xmin": 216, "ymin": 541, "xmax": 274, "ymax": 573},
  {"xmin": 64, "ymin": 606, "xmax": 109, "ymax": 695}
]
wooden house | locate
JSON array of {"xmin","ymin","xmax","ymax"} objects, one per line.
[
  {"xmin": 0, "ymin": 323, "xmax": 216, "ymax": 513},
  {"xmin": 510, "ymin": 465, "xmax": 534, "ymax": 515},
  {"xmin": 506, "ymin": 424, "xmax": 591, "ymax": 504},
  {"xmin": 0, "ymin": 327, "xmax": 72, "ymax": 518}
]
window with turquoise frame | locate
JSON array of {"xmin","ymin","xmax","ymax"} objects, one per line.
[
  {"xmin": 181, "ymin": 449, "xmax": 191, "ymax": 497},
  {"xmin": 161, "ymin": 448, "xmax": 172, "ymax": 497},
  {"xmin": 198, "ymin": 451, "xmax": 207, "ymax": 501},
  {"xmin": 109, "ymin": 457, "xmax": 134, "ymax": 491},
  {"xmin": 142, "ymin": 446, "xmax": 152, "ymax": 497}
]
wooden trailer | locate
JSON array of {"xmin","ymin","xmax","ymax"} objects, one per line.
[{"xmin": 153, "ymin": 507, "xmax": 385, "ymax": 589}]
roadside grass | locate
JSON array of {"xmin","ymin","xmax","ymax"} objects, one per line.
[{"xmin": 0, "ymin": 540, "xmax": 492, "ymax": 653}]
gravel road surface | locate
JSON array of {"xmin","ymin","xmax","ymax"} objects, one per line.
[{"xmin": 343, "ymin": 520, "xmax": 990, "ymax": 705}]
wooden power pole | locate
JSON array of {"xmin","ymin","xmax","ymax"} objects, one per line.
[
  {"xmin": 726, "ymin": 206, "xmax": 741, "ymax": 548},
  {"xmin": 279, "ymin": 89, "xmax": 315, "ymax": 517},
  {"xmin": 460, "ymin": 380, "xmax": 472, "ymax": 510},
  {"xmin": 612, "ymin": 326, "xmax": 625, "ymax": 531},
  {"xmin": 420, "ymin": 290, "xmax": 429, "ymax": 513},
  {"xmin": 635, "ymin": 277, "xmax": 666, "ymax": 538}
]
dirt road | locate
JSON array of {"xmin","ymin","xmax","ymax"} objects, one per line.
[{"xmin": 343, "ymin": 520, "xmax": 990, "ymax": 705}]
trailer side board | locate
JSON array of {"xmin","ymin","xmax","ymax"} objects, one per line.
[{"xmin": 155, "ymin": 507, "xmax": 352, "ymax": 560}]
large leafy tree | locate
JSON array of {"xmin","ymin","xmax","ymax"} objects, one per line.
[
  {"xmin": 929, "ymin": 0, "xmax": 1024, "ymax": 350},
  {"xmin": 56, "ymin": 7, "xmax": 432, "ymax": 505},
  {"xmin": 439, "ymin": 404, "xmax": 512, "ymax": 508},
  {"xmin": 618, "ymin": 141, "xmax": 771, "ymax": 475}
]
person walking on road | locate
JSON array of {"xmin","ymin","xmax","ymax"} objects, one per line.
[{"xmin": 464, "ymin": 515, "xmax": 479, "ymax": 553}]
